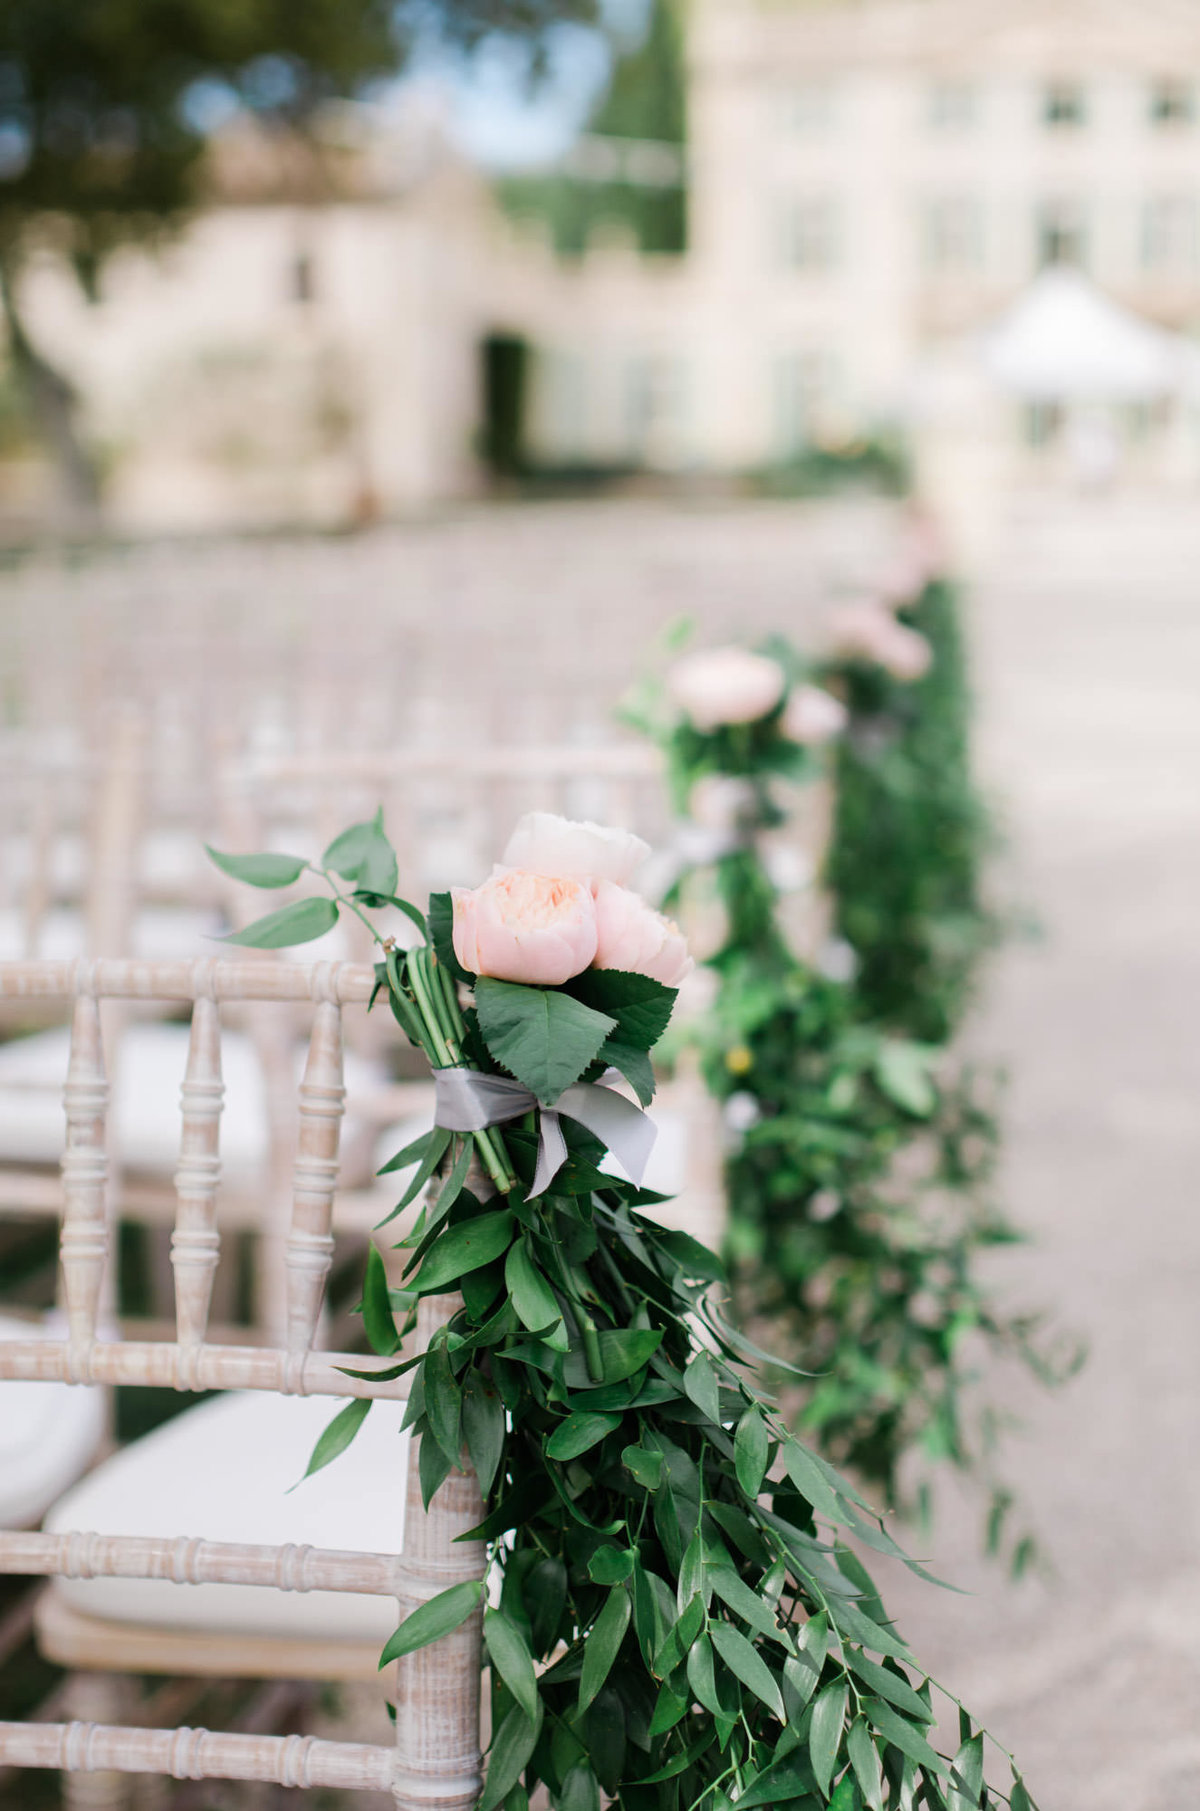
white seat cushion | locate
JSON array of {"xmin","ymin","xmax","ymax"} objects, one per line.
[
  {"xmin": 0, "ymin": 1022, "xmax": 386, "ymax": 1182},
  {"xmin": 0, "ymin": 1313, "xmax": 105, "ymax": 1528},
  {"xmin": 45, "ymin": 1391, "xmax": 409, "ymax": 1644}
]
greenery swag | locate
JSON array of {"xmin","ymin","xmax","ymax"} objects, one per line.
[
  {"xmin": 630, "ymin": 613, "xmax": 1075, "ymax": 1567},
  {"xmin": 209, "ymin": 815, "xmax": 1034, "ymax": 1811}
]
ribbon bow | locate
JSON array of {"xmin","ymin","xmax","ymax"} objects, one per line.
[{"xmin": 434, "ymin": 1067, "xmax": 657, "ymax": 1199}]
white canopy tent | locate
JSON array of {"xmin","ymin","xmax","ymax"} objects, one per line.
[{"xmin": 980, "ymin": 267, "xmax": 1185, "ymax": 401}]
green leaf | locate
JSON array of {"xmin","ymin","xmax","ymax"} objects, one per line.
[
  {"xmin": 685, "ymin": 1633, "xmax": 723, "ymax": 1717},
  {"xmin": 600, "ymin": 1039, "xmax": 656, "ymax": 1106},
  {"xmin": 361, "ymin": 1245, "xmax": 400, "ymax": 1357},
  {"xmin": 414, "ymin": 1211, "xmax": 516, "ymax": 1294},
  {"xmin": 475, "ymin": 979, "xmax": 616, "ymax": 1104},
  {"xmin": 484, "ymin": 1607, "xmax": 538, "ymax": 1723},
  {"xmin": 1010, "ymin": 1780, "xmax": 1034, "ymax": 1811},
  {"xmin": 707, "ymin": 1568, "xmax": 789, "ymax": 1647},
  {"xmin": 379, "ymin": 1578, "xmax": 482, "ymax": 1666},
  {"xmin": 479, "ymin": 1698, "xmax": 543, "ymax": 1811},
  {"xmin": 527, "ymin": 1556, "xmax": 567, "ymax": 1656},
  {"xmin": 423, "ymin": 1340, "xmax": 462, "ymax": 1464},
  {"xmin": 710, "ymin": 1622, "xmax": 785, "ymax": 1718},
  {"xmin": 622, "ymin": 1444, "xmax": 663, "ymax": 1490},
  {"xmin": 378, "ymin": 1127, "xmax": 438, "ymax": 1177},
  {"xmin": 829, "ymin": 1776, "xmax": 859, "ymax": 1811},
  {"xmin": 205, "ymin": 846, "xmax": 308, "ymax": 889},
  {"xmin": 949, "ymin": 1732, "xmax": 984, "ymax": 1810},
  {"xmin": 648, "ymin": 1682, "xmax": 689, "ymax": 1738},
  {"xmin": 863, "ymin": 1699, "xmax": 947, "ymax": 1778},
  {"xmin": 380, "ymin": 1128, "xmax": 453, "ymax": 1228},
  {"xmin": 559, "ymin": 1762, "xmax": 601, "ymax": 1811},
  {"xmin": 733, "ymin": 1754, "xmax": 820, "ymax": 1809},
  {"xmin": 782, "ymin": 1437, "xmax": 845, "ymax": 1525},
  {"xmin": 429, "ymin": 890, "xmax": 475, "ymax": 984},
  {"xmin": 562, "ymin": 1329, "xmax": 664, "ymax": 1388},
  {"xmin": 578, "ymin": 1588, "xmax": 632, "ymax": 1712},
  {"xmin": 654, "ymin": 1228, "xmax": 726, "ymax": 1285},
  {"xmin": 546, "ymin": 1411, "xmax": 622, "ymax": 1463},
  {"xmin": 462, "ymin": 1372, "xmax": 506, "ymax": 1498},
  {"xmin": 735, "ymin": 1407, "xmax": 770, "ymax": 1497},
  {"xmin": 504, "ymin": 1242, "xmax": 565, "ymax": 1343},
  {"xmin": 846, "ymin": 1652, "xmax": 934, "ymax": 1724},
  {"xmin": 565, "ymin": 969, "xmax": 677, "ymax": 1050},
  {"xmin": 847, "ymin": 1717, "xmax": 883, "ymax": 1811},
  {"xmin": 809, "ymin": 1680, "xmax": 848, "ymax": 1796},
  {"xmin": 682, "ymin": 1351, "xmax": 721, "ymax": 1424},
  {"xmin": 588, "ymin": 1546, "xmax": 634, "ymax": 1586},
  {"xmin": 322, "ymin": 811, "xmax": 398, "ymax": 896},
  {"xmin": 222, "ymin": 895, "xmax": 339, "ymax": 949},
  {"xmin": 298, "ymin": 1398, "xmax": 370, "ymax": 1483},
  {"xmin": 418, "ymin": 1432, "xmax": 453, "ymax": 1509},
  {"xmin": 874, "ymin": 1040, "xmax": 937, "ymax": 1118}
]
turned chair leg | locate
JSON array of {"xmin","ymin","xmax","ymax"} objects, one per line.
[{"xmin": 60, "ymin": 1674, "xmax": 132, "ymax": 1811}]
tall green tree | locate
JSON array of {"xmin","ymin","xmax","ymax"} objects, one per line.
[
  {"xmin": 0, "ymin": 0, "xmax": 596, "ymax": 517},
  {"xmin": 503, "ymin": 0, "xmax": 687, "ymax": 257}
]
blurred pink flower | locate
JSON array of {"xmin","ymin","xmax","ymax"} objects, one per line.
[
  {"xmin": 782, "ymin": 684, "xmax": 848, "ymax": 745},
  {"xmin": 667, "ymin": 647, "xmax": 786, "ymax": 731},
  {"xmin": 452, "ymin": 871, "xmax": 598, "ymax": 985},
  {"xmin": 502, "ymin": 811, "xmax": 649, "ymax": 887},
  {"xmin": 828, "ymin": 600, "xmax": 932, "ymax": 683},
  {"xmin": 593, "ymin": 881, "xmax": 694, "ymax": 987}
]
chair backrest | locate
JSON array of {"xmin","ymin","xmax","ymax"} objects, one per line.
[{"xmin": 0, "ymin": 956, "xmax": 484, "ymax": 1809}]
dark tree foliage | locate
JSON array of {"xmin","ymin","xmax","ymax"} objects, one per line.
[
  {"xmin": 503, "ymin": 0, "xmax": 688, "ymax": 257},
  {"xmin": 0, "ymin": 0, "xmax": 597, "ymax": 509}
]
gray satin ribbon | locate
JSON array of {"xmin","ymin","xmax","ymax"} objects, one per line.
[{"xmin": 433, "ymin": 1067, "xmax": 657, "ymax": 1198}]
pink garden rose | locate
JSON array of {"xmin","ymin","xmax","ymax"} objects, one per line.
[
  {"xmin": 593, "ymin": 881, "xmax": 694, "ymax": 988},
  {"xmin": 828, "ymin": 600, "xmax": 932, "ymax": 683},
  {"xmin": 502, "ymin": 811, "xmax": 649, "ymax": 887},
  {"xmin": 882, "ymin": 622, "xmax": 933, "ymax": 682},
  {"xmin": 782, "ymin": 684, "xmax": 848, "ymax": 746},
  {"xmin": 452, "ymin": 870, "xmax": 598, "ymax": 985},
  {"xmin": 666, "ymin": 647, "xmax": 786, "ymax": 731}
]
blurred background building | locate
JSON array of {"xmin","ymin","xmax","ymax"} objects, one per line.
[{"xmin": 5, "ymin": 0, "xmax": 1200, "ymax": 538}]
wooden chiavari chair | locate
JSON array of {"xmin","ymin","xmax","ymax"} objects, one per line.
[{"xmin": 0, "ymin": 956, "xmax": 484, "ymax": 1810}]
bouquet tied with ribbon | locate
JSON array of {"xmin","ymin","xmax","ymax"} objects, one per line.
[{"xmin": 209, "ymin": 809, "xmax": 1033, "ymax": 1811}]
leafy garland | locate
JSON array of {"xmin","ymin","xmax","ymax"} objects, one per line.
[
  {"xmin": 211, "ymin": 818, "xmax": 1035, "ymax": 1811},
  {"xmin": 630, "ymin": 632, "xmax": 1075, "ymax": 1565},
  {"xmin": 822, "ymin": 577, "xmax": 998, "ymax": 1045}
]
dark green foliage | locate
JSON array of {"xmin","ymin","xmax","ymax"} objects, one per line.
[
  {"xmin": 756, "ymin": 439, "xmax": 911, "ymax": 501},
  {"xmin": 212, "ymin": 823, "xmax": 1031, "ymax": 1808},
  {"xmin": 825, "ymin": 579, "xmax": 997, "ymax": 1044},
  {"xmin": 501, "ymin": 0, "xmax": 687, "ymax": 258},
  {"xmin": 636, "ymin": 622, "xmax": 1078, "ymax": 1561}
]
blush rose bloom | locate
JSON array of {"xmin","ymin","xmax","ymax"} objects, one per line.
[
  {"xmin": 502, "ymin": 811, "xmax": 649, "ymax": 888},
  {"xmin": 593, "ymin": 881, "xmax": 694, "ymax": 987},
  {"xmin": 666, "ymin": 648, "xmax": 787, "ymax": 732},
  {"xmin": 828, "ymin": 600, "xmax": 932, "ymax": 683},
  {"xmin": 782, "ymin": 684, "xmax": 848, "ymax": 746},
  {"xmin": 451, "ymin": 870, "xmax": 598, "ymax": 985}
]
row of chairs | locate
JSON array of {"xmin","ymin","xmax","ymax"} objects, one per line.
[{"xmin": 0, "ymin": 958, "xmax": 484, "ymax": 1809}]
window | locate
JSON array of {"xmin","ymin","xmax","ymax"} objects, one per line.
[
  {"xmin": 1142, "ymin": 195, "xmax": 1197, "ymax": 272},
  {"xmin": 774, "ymin": 350, "xmax": 836, "ymax": 455},
  {"xmin": 777, "ymin": 82, "xmax": 833, "ymax": 133},
  {"xmin": 928, "ymin": 81, "xmax": 976, "ymax": 129},
  {"xmin": 779, "ymin": 197, "xmax": 837, "ymax": 272},
  {"xmin": 1150, "ymin": 78, "xmax": 1193, "ymax": 125},
  {"xmin": 923, "ymin": 197, "xmax": 982, "ymax": 274},
  {"xmin": 1038, "ymin": 199, "xmax": 1087, "ymax": 267},
  {"xmin": 1044, "ymin": 81, "xmax": 1085, "ymax": 127}
]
